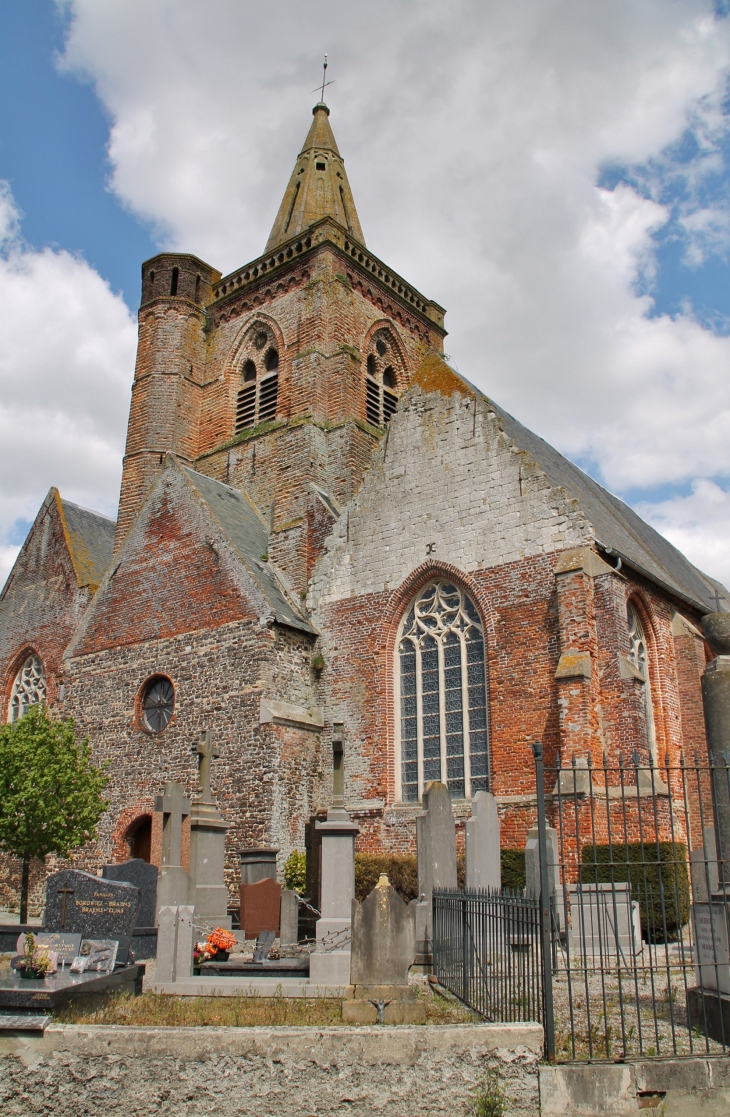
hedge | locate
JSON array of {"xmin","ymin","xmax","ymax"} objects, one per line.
[{"xmin": 580, "ymin": 842, "xmax": 690, "ymax": 942}]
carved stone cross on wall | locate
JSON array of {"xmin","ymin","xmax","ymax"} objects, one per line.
[{"xmin": 196, "ymin": 729, "xmax": 220, "ymax": 803}]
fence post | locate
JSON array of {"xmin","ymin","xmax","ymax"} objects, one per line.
[{"xmin": 532, "ymin": 740, "xmax": 556, "ymax": 1062}]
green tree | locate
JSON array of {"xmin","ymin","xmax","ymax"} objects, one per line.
[{"xmin": 0, "ymin": 705, "xmax": 110, "ymax": 922}]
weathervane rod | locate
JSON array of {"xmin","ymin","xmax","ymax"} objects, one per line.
[{"xmin": 312, "ymin": 53, "xmax": 335, "ymax": 100}]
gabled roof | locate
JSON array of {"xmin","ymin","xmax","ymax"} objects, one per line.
[
  {"xmin": 56, "ymin": 493, "xmax": 116, "ymax": 591},
  {"xmin": 265, "ymin": 102, "xmax": 365, "ymax": 252},
  {"xmin": 181, "ymin": 466, "xmax": 316, "ymax": 634},
  {"xmin": 411, "ymin": 356, "xmax": 728, "ymax": 614}
]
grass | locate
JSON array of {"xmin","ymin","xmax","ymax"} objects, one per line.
[{"xmin": 52, "ymin": 988, "xmax": 477, "ymax": 1028}]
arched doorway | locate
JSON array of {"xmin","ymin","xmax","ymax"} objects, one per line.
[{"xmin": 126, "ymin": 815, "xmax": 152, "ymax": 862}]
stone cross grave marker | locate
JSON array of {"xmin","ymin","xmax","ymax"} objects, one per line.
[
  {"xmin": 189, "ymin": 729, "xmax": 231, "ymax": 929},
  {"xmin": 465, "ymin": 790, "xmax": 501, "ymax": 891},
  {"xmin": 155, "ymin": 781, "xmax": 194, "ymax": 914},
  {"xmin": 45, "ymin": 869, "xmax": 140, "ymax": 940}
]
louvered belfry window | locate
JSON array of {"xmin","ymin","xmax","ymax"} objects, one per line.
[
  {"xmin": 398, "ymin": 581, "xmax": 489, "ymax": 803},
  {"xmin": 235, "ymin": 332, "xmax": 279, "ymax": 433},
  {"xmin": 365, "ymin": 332, "xmax": 399, "ymax": 428}
]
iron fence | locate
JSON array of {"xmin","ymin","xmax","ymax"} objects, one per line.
[
  {"xmin": 433, "ymin": 888, "xmax": 543, "ymax": 1023},
  {"xmin": 433, "ymin": 744, "xmax": 730, "ymax": 1064}
]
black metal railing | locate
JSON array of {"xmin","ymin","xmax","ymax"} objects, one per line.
[
  {"xmin": 434, "ymin": 745, "xmax": 730, "ymax": 1064},
  {"xmin": 433, "ymin": 888, "xmax": 543, "ymax": 1023}
]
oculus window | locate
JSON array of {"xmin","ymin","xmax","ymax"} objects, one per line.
[
  {"xmin": 142, "ymin": 676, "xmax": 175, "ymax": 733},
  {"xmin": 8, "ymin": 653, "xmax": 46, "ymax": 722},
  {"xmin": 398, "ymin": 581, "xmax": 489, "ymax": 802}
]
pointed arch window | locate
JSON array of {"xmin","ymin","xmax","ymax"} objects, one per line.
[
  {"xmin": 8, "ymin": 653, "xmax": 46, "ymax": 723},
  {"xmin": 398, "ymin": 581, "xmax": 489, "ymax": 802},
  {"xmin": 627, "ymin": 602, "xmax": 658, "ymax": 763},
  {"xmin": 235, "ymin": 333, "xmax": 279, "ymax": 433}
]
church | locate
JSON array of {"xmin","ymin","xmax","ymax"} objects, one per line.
[{"xmin": 0, "ymin": 101, "xmax": 724, "ymax": 911}]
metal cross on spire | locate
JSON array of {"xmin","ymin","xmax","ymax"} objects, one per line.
[{"xmin": 312, "ymin": 53, "xmax": 335, "ymax": 101}]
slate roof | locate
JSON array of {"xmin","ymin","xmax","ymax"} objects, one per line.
[
  {"xmin": 181, "ymin": 466, "xmax": 316, "ymax": 634},
  {"xmin": 59, "ymin": 498, "xmax": 116, "ymax": 590},
  {"xmin": 490, "ymin": 402, "xmax": 728, "ymax": 614}
]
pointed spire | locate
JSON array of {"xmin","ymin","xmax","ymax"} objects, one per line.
[{"xmin": 265, "ymin": 103, "xmax": 365, "ymax": 252}]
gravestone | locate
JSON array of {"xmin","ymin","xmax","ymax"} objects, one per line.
[
  {"xmin": 45, "ymin": 869, "xmax": 140, "ymax": 940},
  {"xmin": 280, "ymin": 889, "xmax": 299, "ymax": 948},
  {"xmin": 568, "ymin": 882, "xmax": 642, "ymax": 959},
  {"xmin": 692, "ymin": 899, "xmax": 730, "ymax": 994},
  {"xmin": 343, "ymin": 874, "xmax": 424, "ymax": 1024},
  {"xmin": 415, "ymin": 781, "xmax": 457, "ymax": 967},
  {"xmin": 309, "ymin": 739, "xmax": 359, "ymax": 986},
  {"xmin": 155, "ymin": 905, "xmax": 195, "ymax": 984},
  {"xmin": 155, "ymin": 781, "xmax": 194, "ymax": 917},
  {"xmin": 16, "ymin": 932, "xmax": 81, "ymax": 967},
  {"xmin": 465, "ymin": 791, "xmax": 501, "ymax": 891},
  {"xmin": 690, "ymin": 827, "xmax": 720, "ymax": 903},
  {"xmin": 685, "ymin": 624, "xmax": 730, "ymax": 1043},
  {"xmin": 189, "ymin": 730, "xmax": 231, "ymax": 929},
  {"xmin": 525, "ymin": 824, "xmax": 566, "ymax": 937},
  {"xmin": 240, "ymin": 879, "xmax": 280, "ymax": 937},
  {"xmin": 239, "ymin": 848, "xmax": 279, "ymax": 937},
  {"xmin": 103, "ymin": 860, "xmax": 158, "ymax": 927}
]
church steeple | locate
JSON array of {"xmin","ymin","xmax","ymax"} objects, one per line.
[{"xmin": 265, "ymin": 103, "xmax": 365, "ymax": 252}]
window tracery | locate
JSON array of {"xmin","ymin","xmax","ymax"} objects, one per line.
[
  {"xmin": 398, "ymin": 581, "xmax": 489, "ymax": 802},
  {"xmin": 8, "ymin": 654, "xmax": 46, "ymax": 723},
  {"xmin": 235, "ymin": 326, "xmax": 280, "ymax": 433},
  {"xmin": 365, "ymin": 329, "xmax": 400, "ymax": 427},
  {"xmin": 141, "ymin": 676, "xmax": 175, "ymax": 733},
  {"xmin": 627, "ymin": 602, "xmax": 658, "ymax": 763}
]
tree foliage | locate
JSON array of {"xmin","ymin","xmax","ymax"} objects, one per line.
[{"xmin": 0, "ymin": 705, "xmax": 109, "ymax": 864}]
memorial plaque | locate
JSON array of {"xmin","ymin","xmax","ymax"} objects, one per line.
[
  {"xmin": 692, "ymin": 902, "xmax": 730, "ymax": 994},
  {"xmin": 103, "ymin": 860, "xmax": 158, "ymax": 928},
  {"xmin": 45, "ymin": 869, "xmax": 140, "ymax": 939},
  {"xmin": 15, "ymin": 932, "xmax": 81, "ymax": 966},
  {"xmin": 70, "ymin": 939, "xmax": 118, "ymax": 975}
]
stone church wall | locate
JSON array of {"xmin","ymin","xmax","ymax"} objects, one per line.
[
  {"xmin": 309, "ymin": 384, "xmax": 707, "ymax": 857},
  {"xmin": 63, "ymin": 617, "xmax": 321, "ymax": 895}
]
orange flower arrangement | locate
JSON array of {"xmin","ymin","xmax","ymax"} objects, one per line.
[{"xmin": 206, "ymin": 927, "xmax": 237, "ymax": 953}]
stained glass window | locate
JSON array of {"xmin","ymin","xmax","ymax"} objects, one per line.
[
  {"xmin": 398, "ymin": 581, "xmax": 489, "ymax": 801},
  {"xmin": 8, "ymin": 654, "xmax": 46, "ymax": 722},
  {"xmin": 627, "ymin": 602, "xmax": 658, "ymax": 763}
]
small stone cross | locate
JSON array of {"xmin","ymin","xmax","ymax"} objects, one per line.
[
  {"xmin": 196, "ymin": 729, "xmax": 219, "ymax": 802},
  {"xmin": 57, "ymin": 884, "xmax": 75, "ymax": 929}
]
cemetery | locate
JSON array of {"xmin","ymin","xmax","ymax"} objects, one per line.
[{"xmin": 5, "ymin": 629, "xmax": 730, "ymax": 1112}]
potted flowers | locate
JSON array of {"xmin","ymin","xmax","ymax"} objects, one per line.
[
  {"xmin": 15, "ymin": 932, "xmax": 56, "ymax": 980},
  {"xmin": 193, "ymin": 927, "xmax": 238, "ymax": 972}
]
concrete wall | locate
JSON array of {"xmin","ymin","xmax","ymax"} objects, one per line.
[
  {"xmin": 0, "ymin": 1022, "xmax": 542, "ymax": 1117},
  {"xmin": 540, "ymin": 1057, "xmax": 730, "ymax": 1117}
]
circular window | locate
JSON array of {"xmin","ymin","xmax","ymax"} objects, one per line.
[
  {"xmin": 254, "ymin": 330, "xmax": 268, "ymax": 350},
  {"xmin": 141, "ymin": 677, "xmax": 175, "ymax": 733}
]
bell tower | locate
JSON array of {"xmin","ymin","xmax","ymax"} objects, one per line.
[{"xmin": 115, "ymin": 102, "xmax": 447, "ymax": 592}]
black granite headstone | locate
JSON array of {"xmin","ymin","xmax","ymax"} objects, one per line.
[
  {"xmin": 102, "ymin": 860, "xmax": 158, "ymax": 928},
  {"xmin": 44, "ymin": 870, "xmax": 140, "ymax": 939}
]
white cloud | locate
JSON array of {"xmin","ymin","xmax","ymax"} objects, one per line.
[
  {"xmin": 0, "ymin": 546, "xmax": 20, "ymax": 590},
  {"xmin": 639, "ymin": 479, "xmax": 730, "ymax": 588},
  {"xmin": 52, "ymin": 0, "xmax": 730, "ymax": 582},
  {"xmin": 0, "ymin": 182, "xmax": 136, "ymax": 585}
]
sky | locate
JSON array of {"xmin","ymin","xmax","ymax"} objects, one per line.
[{"xmin": 1, "ymin": 0, "xmax": 730, "ymax": 591}]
